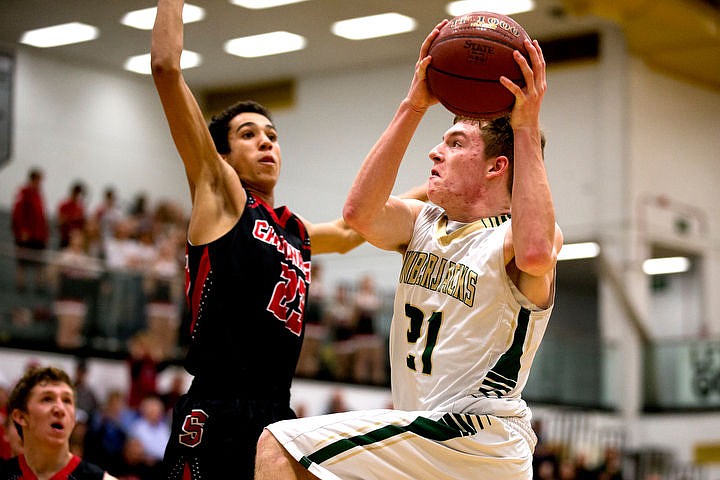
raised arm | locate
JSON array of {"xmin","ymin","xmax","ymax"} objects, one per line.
[
  {"xmin": 151, "ymin": 0, "xmax": 245, "ymax": 243},
  {"xmin": 343, "ymin": 22, "xmax": 446, "ymax": 253},
  {"xmin": 501, "ymin": 39, "xmax": 563, "ymax": 307}
]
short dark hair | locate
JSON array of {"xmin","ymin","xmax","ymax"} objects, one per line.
[
  {"xmin": 70, "ymin": 181, "xmax": 85, "ymax": 196},
  {"xmin": 28, "ymin": 168, "xmax": 43, "ymax": 182},
  {"xmin": 8, "ymin": 365, "xmax": 75, "ymax": 440},
  {"xmin": 208, "ymin": 100, "xmax": 274, "ymax": 154}
]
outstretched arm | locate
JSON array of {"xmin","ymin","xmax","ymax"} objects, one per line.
[
  {"xmin": 343, "ymin": 21, "xmax": 447, "ymax": 253},
  {"xmin": 151, "ymin": 0, "xmax": 245, "ymax": 244}
]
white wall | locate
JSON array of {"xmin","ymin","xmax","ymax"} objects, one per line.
[{"xmin": 0, "ymin": 50, "xmax": 190, "ymax": 217}]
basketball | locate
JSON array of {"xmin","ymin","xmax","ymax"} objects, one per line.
[{"xmin": 427, "ymin": 11, "xmax": 531, "ymax": 118}]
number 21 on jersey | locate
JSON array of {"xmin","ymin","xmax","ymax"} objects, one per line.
[{"xmin": 405, "ymin": 304, "xmax": 442, "ymax": 375}]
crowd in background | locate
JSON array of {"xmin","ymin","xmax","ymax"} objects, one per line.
[
  {"xmin": 9, "ymin": 167, "xmax": 188, "ymax": 357},
  {"xmin": 3, "ymin": 167, "xmax": 641, "ymax": 479}
]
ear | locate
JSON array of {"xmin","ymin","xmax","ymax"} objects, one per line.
[
  {"xmin": 487, "ymin": 155, "xmax": 509, "ymax": 178},
  {"xmin": 10, "ymin": 409, "xmax": 27, "ymax": 428}
]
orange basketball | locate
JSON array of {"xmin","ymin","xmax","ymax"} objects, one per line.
[{"xmin": 427, "ymin": 11, "xmax": 531, "ymax": 118}]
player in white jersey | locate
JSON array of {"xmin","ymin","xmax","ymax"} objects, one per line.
[{"xmin": 255, "ymin": 20, "xmax": 563, "ymax": 480}]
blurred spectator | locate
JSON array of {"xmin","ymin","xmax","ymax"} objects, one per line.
[
  {"xmin": 127, "ymin": 193, "xmax": 152, "ymax": 239},
  {"xmin": 574, "ymin": 452, "xmax": 596, "ymax": 480},
  {"xmin": 1, "ymin": 411, "xmax": 22, "ymax": 460},
  {"xmin": 159, "ymin": 369, "xmax": 186, "ymax": 414},
  {"xmin": 114, "ymin": 437, "xmax": 163, "ymax": 480},
  {"xmin": 127, "ymin": 332, "xmax": 172, "ymax": 411},
  {"xmin": 0, "ymin": 381, "xmax": 19, "ymax": 460},
  {"xmin": 57, "ymin": 180, "xmax": 87, "ymax": 249},
  {"xmin": 11, "ymin": 167, "xmax": 49, "ymax": 293},
  {"xmin": 49, "ymin": 228, "xmax": 103, "ymax": 349},
  {"xmin": 144, "ymin": 236, "xmax": 183, "ymax": 359},
  {"xmin": 536, "ymin": 455, "xmax": 560, "ymax": 480},
  {"xmin": 325, "ymin": 283, "xmax": 358, "ymax": 382},
  {"xmin": 559, "ymin": 458, "xmax": 579, "ymax": 480},
  {"xmin": 70, "ymin": 411, "xmax": 89, "ymax": 457},
  {"xmin": 324, "ymin": 389, "xmax": 349, "ymax": 414},
  {"xmin": 73, "ymin": 359, "xmax": 100, "ymax": 422},
  {"xmin": 101, "ymin": 219, "xmax": 147, "ymax": 342},
  {"xmin": 296, "ymin": 262, "xmax": 329, "ymax": 378},
  {"xmin": 595, "ymin": 447, "xmax": 624, "ymax": 480},
  {"xmin": 127, "ymin": 395, "xmax": 170, "ymax": 469},
  {"xmin": 352, "ymin": 274, "xmax": 386, "ymax": 385},
  {"xmin": 93, "ymin": 186, "xmax": 123, "ymax": 258},
  {"xmin": 84, "ymin": 390, "xmax": 132, "ymax": 474}
]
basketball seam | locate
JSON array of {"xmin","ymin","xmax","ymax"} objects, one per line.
[
  {"xmin": 426, "ymin": 64, "xmax": 522, "ymax": 83},
  {"xmin": 430, "ymin": 35, "xmax": 525, "ymax": 51}
]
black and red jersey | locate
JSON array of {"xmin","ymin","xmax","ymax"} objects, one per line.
[
  {"xmin": 1, "ymin": 454, "xmax": 105, "ymax": 479},
  {"xmin": 183, "ymin": 191, "xmax": 311, "ymax": 399}
]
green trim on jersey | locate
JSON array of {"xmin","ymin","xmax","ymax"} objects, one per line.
[
  {"xmin": 300, "ymin": 414, "xmax": 489, "ymax": 467},
  {"xmin": 478, "ymin": 306, "xmax": 531, "ymax": 397}
]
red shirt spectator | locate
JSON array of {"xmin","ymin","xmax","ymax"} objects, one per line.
[
  {"xmin": 57, "ymin": 181, "xmax": 87, "ymax": 249},
  {"xmin": 11, "ymin": 168, "xmax": 49, "ymax": 249}
]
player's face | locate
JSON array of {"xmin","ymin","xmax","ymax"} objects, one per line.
[
  {"xmin": 225, "ymin": 112, "xmax": 282, "ymax": 193},
  {"xmin": 427, "ymin": 121, "xmax": 488, "ymax": 213},
  {"xmin": 14, "ymin": 381, "xmax": 76, "ymax": 447}
]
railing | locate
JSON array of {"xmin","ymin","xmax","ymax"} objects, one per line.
[{"xmin": 0, "ymin": 242, "xmax": 186, "ymax": 360}]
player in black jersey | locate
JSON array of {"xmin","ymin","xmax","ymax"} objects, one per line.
[
  {"xmin": 2, "ymin": 366, "xmax": 117, "ymax": 480},
  {"xmin": 150, "ymin": 1, "xmax": 400, "ymax": 478}
]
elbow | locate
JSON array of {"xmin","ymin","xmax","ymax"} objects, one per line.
[
  {"xmin": 514, "ymin": 244, "xmax": 556, "ymax": 276},
  {"xmin": 342, "ymin": 203, "xmax": 368, "ymax": 233},
  {"xmin": 150, "ymin": 52, "xmax": 181, "ymax": 81}
]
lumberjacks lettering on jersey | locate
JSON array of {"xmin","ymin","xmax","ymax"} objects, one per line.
[
  {"xmin": 254, "ymin": 219, "xmax": 311, "ymax": 336},
  {"xmin": 399, "ymin": 250, "xmax": 478, "ymax": 307}
]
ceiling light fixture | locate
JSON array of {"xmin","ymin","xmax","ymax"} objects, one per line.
[
  {"xmin": 557, "ymin": 242, "xmax": 600, "ymax": 261},
  {"xmin": 224, "ymin": 31, "xmax": 306, "ymax": 58},
  {"xmin": 124, "ymin": 50, "xmax": 202, "ymax": 75},
  {"xmin": 642, "ymin": 257, "xmax": 691, "ymax": 276},
  {"xmin": 332, "ymin": 13, "xmax": 417, "ymax": 41},
  {"xmin": 20, "ymin": 22, "xmax": 99, "ymax": 48},
  {"xmin": 446, "ymin": 0, "xmax": 535, "ymax": 17},
  {"xmin": 230, "ymin": 0, "xmax": 310, "ymax": 9},
  {"xmin": 121, "ymin": 4, "xmax": 205, "ymax": 30}
]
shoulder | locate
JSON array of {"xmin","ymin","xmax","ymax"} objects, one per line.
[
  {"xmin": 0, "ymin": 455, "xmax": 20, "ymax": 476},
  {"xmin": 73, "ymin": 457, "xmax": 109, "ymax": 479},
  {"xmin": 414, "ymin": 202, "xmax": 442, "ymax": 229}
]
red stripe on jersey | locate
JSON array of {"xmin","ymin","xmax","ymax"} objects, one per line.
[
  {"xmin": 183, "ymin": 461, "xmax": 192, "ymax": 480},
  {"xmin": 189, "ymin": 246, "xmax": 211, "ymax": 335},
  {"xmin": 248, "ymin": 193, "xmax": 291, "ymax": 228}
]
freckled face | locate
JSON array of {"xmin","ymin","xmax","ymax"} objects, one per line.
[
  {"xmin": 427, "ymin": 121, "xmax": 487, "ymax": 209},
  {"xmin": 224, "ymin": 112, "xmax": 282, "ymax": 193}
]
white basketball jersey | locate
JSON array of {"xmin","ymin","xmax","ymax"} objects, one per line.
[{"xmin": 390, "ymin": 203, "xmax": 554, "ymax": 417}]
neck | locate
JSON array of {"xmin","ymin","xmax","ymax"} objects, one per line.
[
  {"xmin": 23, "ymin": 445, "xmax": 73, "ymax": 479},
  {"xmin": 443, "ymin": 198, "xmax": 511, "ymax": 223},
  {"xmin": 247, "ymin": 186, "xmax": 275, "ymax": 208}
]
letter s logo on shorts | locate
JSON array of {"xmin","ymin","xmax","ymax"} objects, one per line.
[{"xmin": 179, "ymin": 409, "xmax": 208, "ymax": 448}]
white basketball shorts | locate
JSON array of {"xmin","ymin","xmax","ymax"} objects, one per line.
[{"xmin": 265, "ymin": 408, "xmax": 536, "ymax": 480}]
